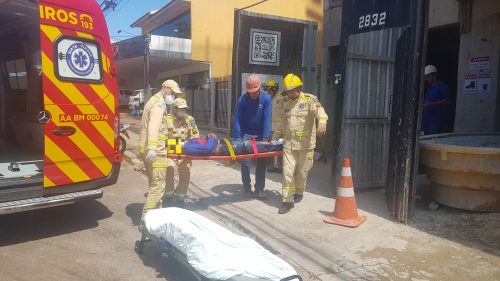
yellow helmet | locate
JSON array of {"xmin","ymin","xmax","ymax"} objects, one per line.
[
  {"xmin": 263, "ymin": 80, "xmax": 278, "ymax": 88},
  {"xmin": 283, "ymin": 73, "xmax": 303, "ymax": 91}
]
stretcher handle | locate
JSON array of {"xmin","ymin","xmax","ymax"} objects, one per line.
[
  {"xmin": 250, "ymin": 137, "xmax": 258, "ymax": 157},
  {"xmin": 280, "ymin": 275, "xmax": 303, "ymax": 281}
]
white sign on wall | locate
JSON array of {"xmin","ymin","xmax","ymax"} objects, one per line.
[
  {"xmin": 463, "ymin": 74, "xmax": 477, "ymax": 93},
  {"xmin": 470, "ymin": 56, "xmax": 490, "ymax": 70},
  {"xmin": 477, "ymin": 73, "xmax": 491, "ymax": 93}
]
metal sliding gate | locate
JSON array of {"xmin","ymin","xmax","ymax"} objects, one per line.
[{"xmin": 333, "ymin": 0, "xmax": 427, "ymax": 222}]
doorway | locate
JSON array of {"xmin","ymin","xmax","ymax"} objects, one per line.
[{"xmin": 425, "ymin": 24, "xmax": 460, "ymax": 132}]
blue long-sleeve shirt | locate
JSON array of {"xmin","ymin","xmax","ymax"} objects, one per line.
[
  {"xmin": 183, "ymin": 136, "xmax": 218, "ymax": 156},
  {"xmin": 233, "ymin": 90, "xmax": 271, "ymax": 140}
]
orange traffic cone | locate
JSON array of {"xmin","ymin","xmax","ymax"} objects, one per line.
[{"xmin": 324, "ymin": 158, "xmax": 366, "ymax": 228}]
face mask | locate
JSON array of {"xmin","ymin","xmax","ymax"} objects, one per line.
[
  {"xmin": 165, "ymin": 95, "xmax": 174, "ymax": 105},
  {"xmin": 175, "ymin": 109, "xmax": 186, "ymax": 118}
]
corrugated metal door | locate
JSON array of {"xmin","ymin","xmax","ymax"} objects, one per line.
[{"xmin": 341, "ymin": 28, "xmax": 402, "ymax": 188}]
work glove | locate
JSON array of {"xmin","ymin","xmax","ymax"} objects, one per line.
[{"xmin": 145, "ymin": 149, "xmax": 157, "ymax": 163}]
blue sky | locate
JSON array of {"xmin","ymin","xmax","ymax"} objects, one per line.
[{"xmin": 103, "ymin": 0, "xmax": 171, "ymax": 41}]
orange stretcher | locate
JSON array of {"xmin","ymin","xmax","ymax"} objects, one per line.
[
  {"xmin": 167, "ymin": 151, "xmax": 282, "ymax": 161},
  {"xmin": 167, "ymin": 137, "xmax": 282, "ymax": 162}
]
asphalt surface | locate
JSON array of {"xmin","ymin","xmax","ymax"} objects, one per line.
[
  {"xmin": 2, "ymin": 110, "xmax": 499, "ymax": 281},
  {"xmin": 0, "ymin": 160, "xmax": 212, "ymax": 281}
]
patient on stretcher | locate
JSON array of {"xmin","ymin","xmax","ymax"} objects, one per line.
[{"xmin": 183, "ymin": 134, "xmax": 283, "ymax": 156}]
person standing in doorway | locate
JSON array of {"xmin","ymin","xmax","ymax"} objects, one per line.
[
  {"xmin": 422, "ymin": 65, "xmax": 450, "ymax": 135},
  {"xmin": 234, "ymin": 74, "xmax": 271, "ymax": 199},
  {"xmin": 275, "ymin": 73, "xmax": 328, "ymax": 214}
]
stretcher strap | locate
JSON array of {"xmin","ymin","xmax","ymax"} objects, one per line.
[
  {"xmin": 223, "ymin": 138, "xmax": 236, "ymax": 160},
  {"xmin": 250, "ymin": 138, "xmax": 258, "ymax": 157}
]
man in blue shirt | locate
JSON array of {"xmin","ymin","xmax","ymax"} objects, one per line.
[
  {"xmin": 234, "ymin": 75, "xmax": 271, "ymax": 199},
  {"xmin": 422, "ymin": 65, "xmax": 450, "ymax": 135}
]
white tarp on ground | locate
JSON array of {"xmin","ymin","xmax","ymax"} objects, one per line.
[{"xmin": 145, "ymin": 208, "xmax": 298, "ymax": 281}]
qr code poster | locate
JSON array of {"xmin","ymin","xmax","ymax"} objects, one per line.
[{"xmin": 249, "ymin": 29, "xmax": 281, "ymax": 66}]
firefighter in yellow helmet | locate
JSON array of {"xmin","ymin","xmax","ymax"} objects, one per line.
[
  {"xmin": 263, "ymin": 79, "xmax": 287, "ymax": 173},
  {"xmin": 138, "ymin": 80, "xmax": 182, "ymax": 222},
  {"xmin": 274, "ymin": 74, "xmax": 328, "ymax": 214},
  {"xmin": 263, "ymin": 79, "xmax": 279, "ymax": 98},
  {"xmin": 162, "ymin": 98, "xmax": 199, "ymax": 206}
]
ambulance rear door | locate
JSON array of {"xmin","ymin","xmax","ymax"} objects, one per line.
[{"xmin": 39, "ymin": 0, "xmax": 119, "ymax": 191}]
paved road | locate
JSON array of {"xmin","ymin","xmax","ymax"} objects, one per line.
[{"xmin": 0, "ymin": 160, "xmax": 207, "ymax": 281}]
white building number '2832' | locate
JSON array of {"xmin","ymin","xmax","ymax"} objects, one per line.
[{"xmin": 358, "ymin": 12, "xmax": 386, "ymax": 29}]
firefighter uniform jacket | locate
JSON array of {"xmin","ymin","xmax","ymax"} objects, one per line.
[
  {"xmin": 163, "ymin": 114, "xmax": 199, "ymax": 153},
  {"xmin": 271, "ymin": 93, "xmax": 288, "ymax": 133},
  {"xmin": 281, "ymin": 92, "xmax": 328, "ymax": 150},
  {"xmin": 138, "ymin": 91, "xmax": 167, "ymax": 156}
]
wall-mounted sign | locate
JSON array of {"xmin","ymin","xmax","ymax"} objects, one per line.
[
  {"xmin": 249, "ymin": 29, "xmax": 281, "ymax": 66},
  {"xmin": 342, "ymin": 0, "xmax": 410, "ymax": 34},
  {"xmin": 463, "ymin": 74, "xmax": 477, "ymax": 93},
  {"xmin": 470, "ymin": 56, "xmax": 490, "ymax": 70},
  {"xmin": 477, "ymin": 73, "xmax": 491, "ymax": 93}
]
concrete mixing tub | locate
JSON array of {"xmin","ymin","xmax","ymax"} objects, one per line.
[{"xmin": 419, "ymin": 133, "xmax": 500, "ymax": 212}]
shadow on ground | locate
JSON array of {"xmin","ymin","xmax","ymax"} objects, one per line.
[
  {"xmin": 192, "ymin": 182, "xmax": 283, "ymax": 211},
  {"xmin": 0, "ymin": 200, "xmax": 112, "ymax": 247}
]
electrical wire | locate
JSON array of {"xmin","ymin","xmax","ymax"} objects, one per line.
[
  {"xmin": 106, "ymin": 0, "xmax": 132, "ymax": 20},
  {"xmin": 237, "ymin": 0, "xmax": 270, "ymax": 11}
]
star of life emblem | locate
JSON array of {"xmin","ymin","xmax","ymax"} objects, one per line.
[{"xmin": 66, "ymin": 43, "xmax": 95, "ymax": 77}]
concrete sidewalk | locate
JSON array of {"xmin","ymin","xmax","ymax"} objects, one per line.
[{"xmin": 121, "ymin": 113, "xmax": 500, "ymax": 281}]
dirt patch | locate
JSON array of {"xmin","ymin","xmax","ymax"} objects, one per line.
[{"xmin": 360, "ymin": 240, "xmax": 500, "ymax": 281}]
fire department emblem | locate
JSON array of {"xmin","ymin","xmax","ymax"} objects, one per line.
[{"xmin": 66, "ymin": 43, "xmax": 95, "ymax": 77}]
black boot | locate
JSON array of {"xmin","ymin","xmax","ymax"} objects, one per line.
[
  {"xmin": 277, "ymin": 202, "xmax": 294, "ymax": 214},
  {"xmin": 293, "ymin": 194, "xmax": 303, "ymax": 203}
]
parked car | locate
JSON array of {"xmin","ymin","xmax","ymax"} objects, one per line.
[
  {"xmin": 119, "ymin": 89, "xmax": 133, "ymax": 107},
  {"xmin": 128, "ymin": 88, "xmax": 159, "ymax": 111}
]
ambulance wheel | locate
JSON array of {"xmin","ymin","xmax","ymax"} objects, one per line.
[{"xmin": 134, "ymin": 240, "xmax": 143, "ymax": 255}]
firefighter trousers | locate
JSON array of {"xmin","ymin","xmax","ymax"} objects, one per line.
[
  {"xmin": 282, "ymin": 148, "xmax": 314, "ymax": 203},
  {"xmin": 164, "ymin": 158, "xmax": 192, "ymax": 199},
  {"xmin": 141, "ymin": 155, "xmax": 168, "ymax": 220}
]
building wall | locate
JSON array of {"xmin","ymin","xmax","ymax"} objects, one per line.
[
  {"xmin": 428, "ymin": 0, "xmax": 458, "ymax": 28},
  {"xmin": 190, "ymin": 0, "xmax": 323, "ymax": 78},
  {"xmin": 454, "ymin": 0, "xmax": 500, "ymax": 132}
]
